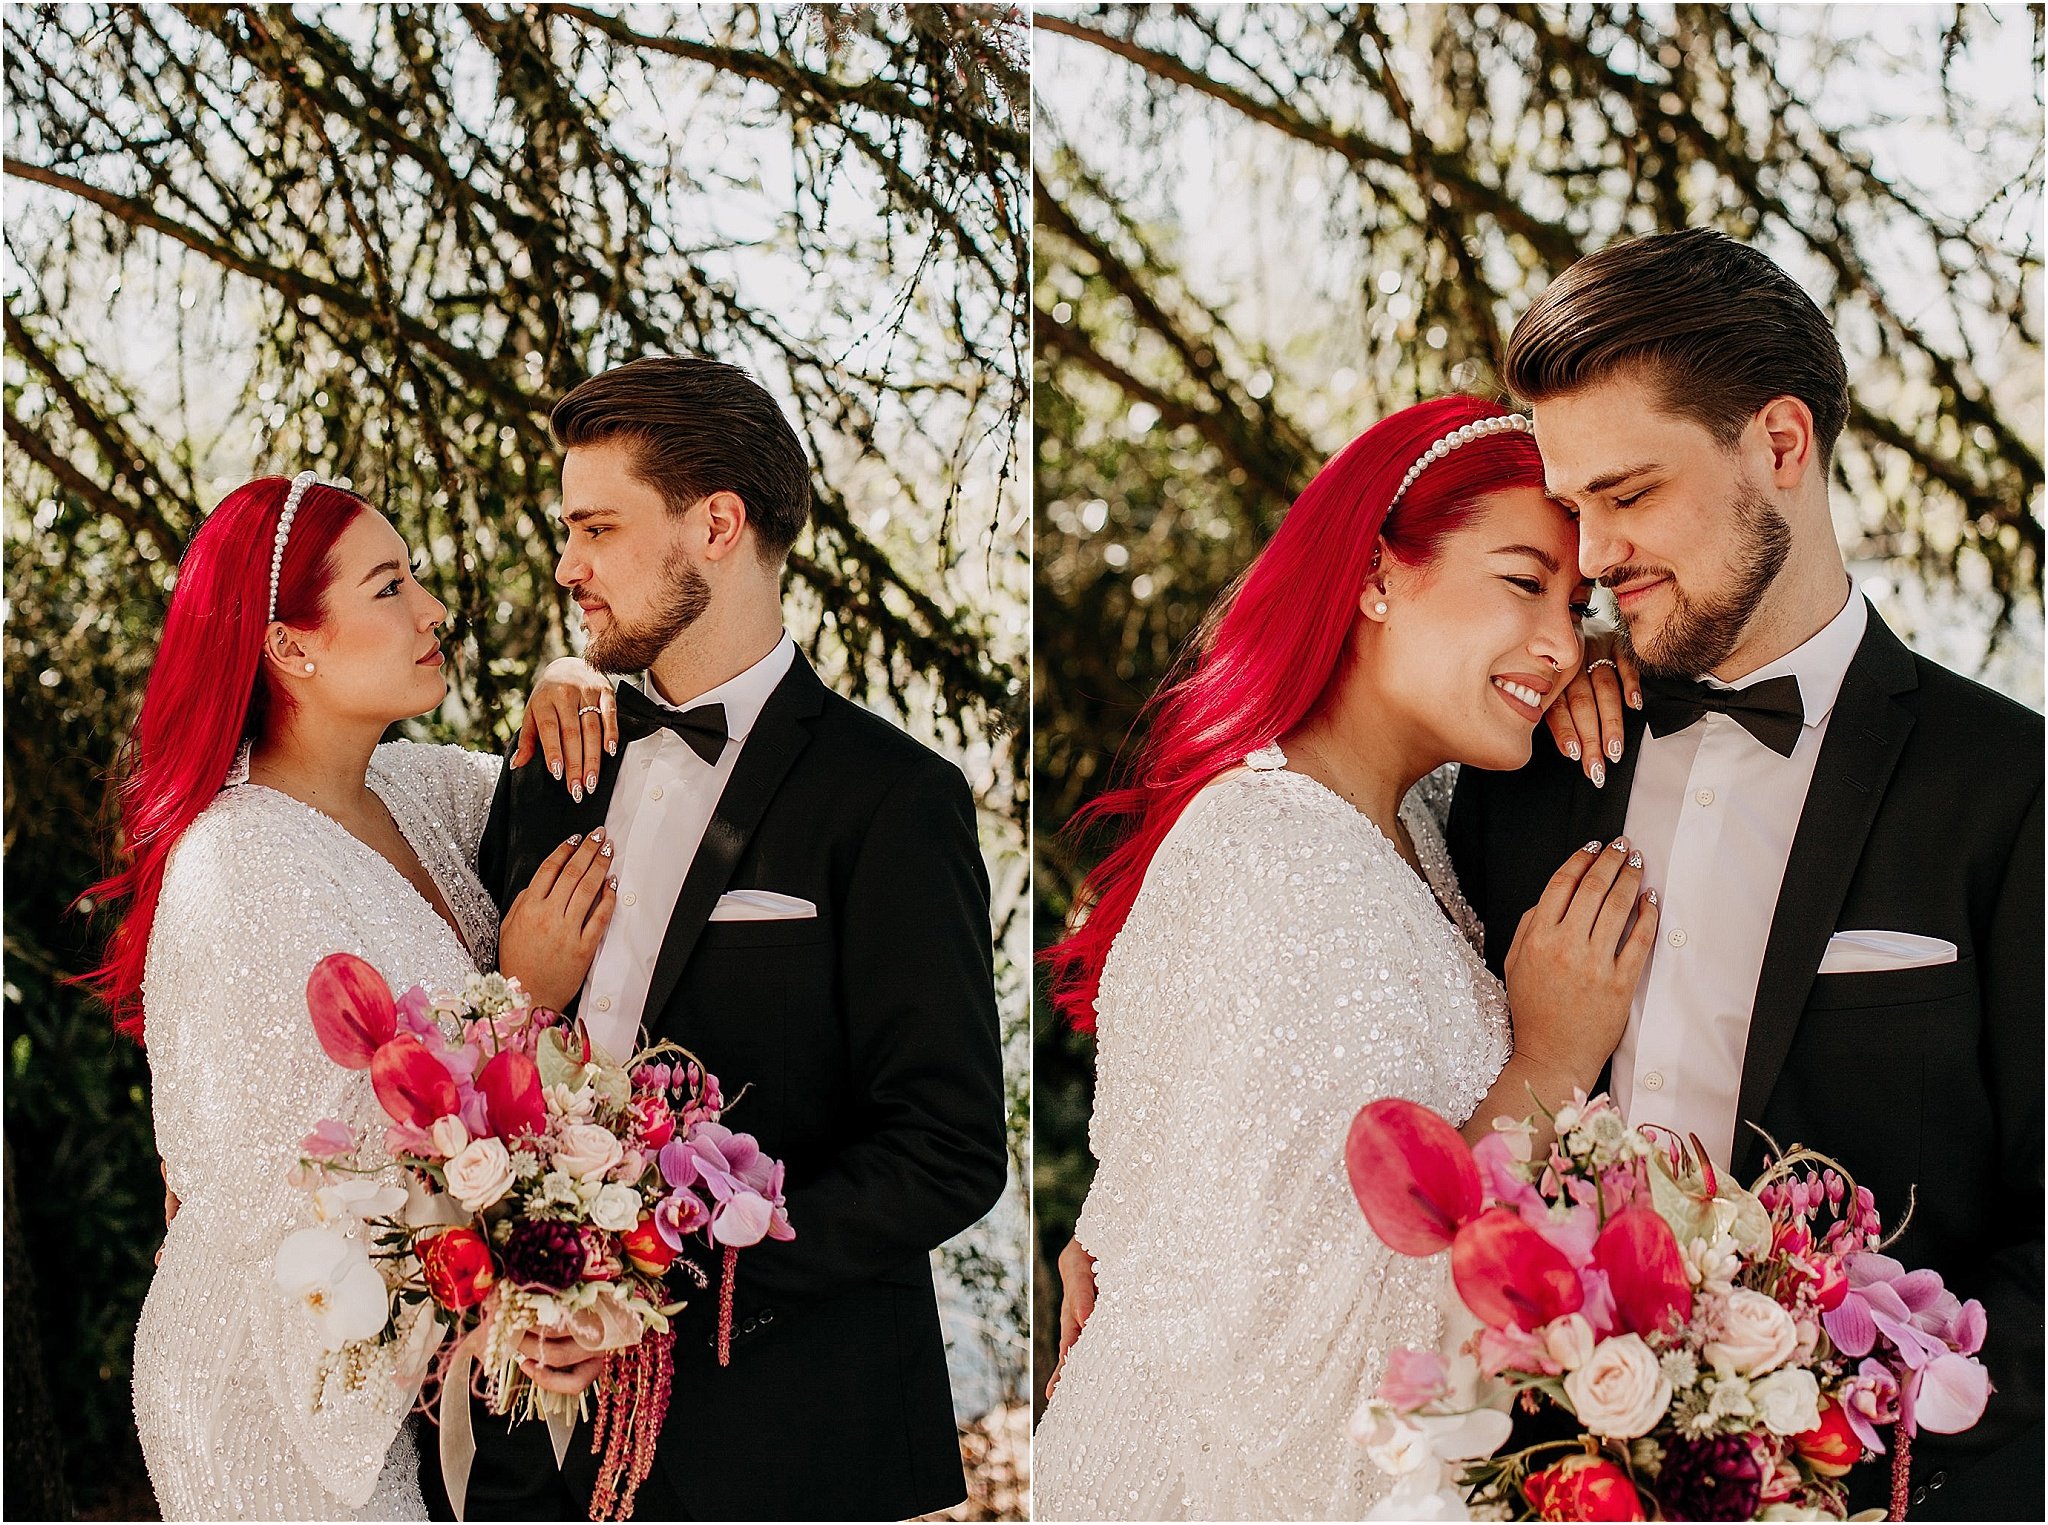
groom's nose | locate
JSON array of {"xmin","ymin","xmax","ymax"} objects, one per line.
[
  {"xmin": 1576, "ymin": 506, "xmax": 1629, "ymax": 583},
  {"xmin": 555, "ymin": 547, "xmax": 586, "ymax": 589}
]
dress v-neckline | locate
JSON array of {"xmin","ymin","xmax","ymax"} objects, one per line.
[{"xmin": 238, "ymin": 777, "xmax": 477, "ymax": 963}]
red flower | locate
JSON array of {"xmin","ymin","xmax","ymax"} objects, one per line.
[
  {"xmin": 1452, "ymin": 1207, "xmax": 1584, "ymax": 1329},
  {"xmin": 307, "ymin": 953, "xmax": 397, "ymax": 1069},
  {"xmin": 371, "ymin": 1035, "xmax": 459, "ymax": 1128},
  {"xmin": 1812, "ymin": 1256, "xmax": 1849, "ymax": 1312},
  {"xmin": 1523, "ymin": 1454, "xmax": 1647, "ymax": 1522},
  {"xmin": 1792, "ymin": 1401, "xmax": 1862, "ymax": 1477},
  {"xmin": 621, "ymin": 1213, "xmax": 678, "ymax": 1274},
  {"xmin": 1346, "ymin": 1097, "xmax": 1482, "ymax": 1256},
  {"xmin": 1594, "ymin": 1206, "xmax": 1693, "ymax": 1338},
  {"xmin": 580, "ymin": 1227, "xmax": 624, "ymax": 1282},
  {"xmin": 631, "ymin": 1093, "xmax": 676, "ymax": 1151},
  {"xmin": 419, "ymin": 1227, "xmax": 495, "ymax": 1311},
  {"xmin": 477, "ymin": 1049, "xmax": 545, "ymax": 1140}
]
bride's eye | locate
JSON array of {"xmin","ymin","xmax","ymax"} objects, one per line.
[
  {"xmin": 1570, "ymin": 600, "xmax": 1595, "ymax": 619},
  {"xmin": 1503, "ymin": 576, "xmax": 1543, "ymax": 596},
  {"xmin": 378, "ymin": 576, "xmax": 404, "ymax": 597}
]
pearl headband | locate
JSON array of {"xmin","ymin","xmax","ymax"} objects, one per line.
[
  {"xmin": 1386, "ymin": 413, "xmax": 1534, "ymax": 514},
  {"xmin": 267, "ymin": 470, "xmax": 319, "ymax": 622}
]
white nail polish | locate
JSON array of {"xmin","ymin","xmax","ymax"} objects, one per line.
[
  {"xmin": 1591, "ymin": 761, "xmax": 1606, "ymax": 788},
  {"xmin": 1566, "ymin": 739, "xmax": 1581, "ymax": 761}
]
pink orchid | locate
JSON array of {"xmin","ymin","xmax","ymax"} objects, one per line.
[
  {"xmin": 653, "ymin": 1189, "xmax": 710, "ymax": 1250},
  {"xmin": 1376, "ymin": 1347, "xmax": 1451, "ymax": 1410},
  {"xmin": 300, "ymin": 1118, "xmax": 358, "ymax": 1160},
  {"xmin": 1840, "ymin": 1358, "xmax": 1900, "ymax": 1454}
]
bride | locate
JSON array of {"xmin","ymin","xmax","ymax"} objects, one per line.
[
  {"xmin": 1034, "ymin": 398, "xmax": 1659, "ymax": 1519},
  {"xmin": 87, "ymin": 473, "xmax": 618, "ymax": 1520}
]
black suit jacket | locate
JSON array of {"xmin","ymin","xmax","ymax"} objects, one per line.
[
  {"xmin": 432, "ymin": 654, "xmax": 1008, "ymax": 1522},
  {"xmin": 1447, "ymin": 604, "xmax": 2042, "ymax": 1521}
]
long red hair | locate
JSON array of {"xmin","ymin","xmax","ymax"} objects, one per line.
[
  {"xmin": 82, "ymin": 477, "xmax": 369, "ymax": 1041},
  {"xmin": 1045, "ymin": 396, "xmax": 1548, "ymax": 1033}
]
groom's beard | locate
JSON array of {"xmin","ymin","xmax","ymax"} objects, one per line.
[
  {"xmin": 1613, "ymin": 481, "xmax": 1791, "ymax": 679},
  {"xmin": 585, "ymin": 550, "xmax": 712, "ymax": 674}
]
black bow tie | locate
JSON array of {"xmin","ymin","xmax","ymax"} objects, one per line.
[
  {"xmin": 1641, "ymin": 673, "xmax": 1806, "ymax": 758},
  {"xmin": 614, "ymin": 681, "xmax": 728, "ymax": 765}
]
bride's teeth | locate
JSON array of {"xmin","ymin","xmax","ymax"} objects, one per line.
[{"xmin": 1494, "ymin": 679, "xmax": 1540, "ymax": 707}]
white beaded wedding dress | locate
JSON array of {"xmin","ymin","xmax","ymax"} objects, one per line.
[
  {"xmin": 1033, "ymin": 749, "xmax": 1512, "ymax": 1521},
  {"xmin": 133, "ymin": 741, "xmax": 501, "ymax": 1520}
]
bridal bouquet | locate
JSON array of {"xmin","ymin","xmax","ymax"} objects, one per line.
[
  {"xmin": 1344, "ymin": 1093, "xmax": 1989, "ymax": 1522},
  {"xmin": 274, "ymin": 952, "xmax": 792, "ymax": 1520}
]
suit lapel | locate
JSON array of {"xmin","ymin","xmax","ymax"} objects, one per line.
[
  {"xmin": 1732, "ymin": 609, "xmax": 1918, "ymax": 1176},
  {"xmin": 638, "ymin": 656, "xmax": 826, "ymax": 1028}
]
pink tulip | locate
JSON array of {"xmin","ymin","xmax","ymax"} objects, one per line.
[
  {"xmin": 1452, "ymin": 1207, "xmax": 1585, "ymax": 1329},
  {"xmin": 306, "ymin": 953, "xmax": 396, "ymax": 1069},
  {"xmin": 370, "ymin": 1035, "xmax": 459, "ymax": 1128},
  {"xmin": 476, "ymin": 1049, "xmax": 545, "ymax": 1140},
  {"xmin": 1347, "ymin": 1098, "xmax": 1483, "ymax": 1256},
  {"xmin": 1594, "ymin": 1207, "xmax": 1692, "ymax": 1338}
]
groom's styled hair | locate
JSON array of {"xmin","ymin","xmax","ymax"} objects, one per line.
[
  {"xmin": 550, "ymin": 356, "xmax": 812, "ymax": 563},
  {"xmin": 1503, "ymin": 227, "xmax": 1851, "ymax": 466}
]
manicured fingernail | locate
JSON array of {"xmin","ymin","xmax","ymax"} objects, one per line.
[
  {"xmin": 606, "ymin": 875, "xmax": 618, "ymax": 892},
  {"xmin": 1606, "ymin": 738, "xmax": 1624, "ymax": 762},
  {"xmin": 1565, "ymin": 739, "xmax": 1581, "ymax": 762},
  {"xmin": 1609, "ymin": 836, "xmax": 1628, "ymax": 852},
  {"xmin": 585, "ymin": 772, "xmax": 598, "ymax": 792},
  {"xmin": 570, "ymin": 782, "xmax": 583, "ymax": 803},
  {"xmin": 600, "ymin": 841, "xmax": 614, "ymax": 858},
  {"xmin": 1583, "ymin": 839, "xmax": 1604, "ymax": 854},
  {"xmin": 550, "ymin": 759, "xmax": 562, "ymax": 779},
  {"xmin": 1627, "ymin": 850, "xmax": 1644, "ymax": 869},
  {"xmin": 590, "ymin": 828, "xmax": 604, "ymax": 842},
  {"xmin": 1629, "ymin": 690, "xmax": 1643, "ymax": 710},
  {"xmin": 1591, "ymin": 761, "xmax": 1606, "ymax": 788},
  {"xmin": 1646, "ymin": 889, "xmax": 1659, "ymax": 906},
  {"xmin": 607, "ymin": 738, "xmax": 617, "ymax": 755},
  {"xmin": 568, "ymin": 833, "xmax": 582, "ymax": 845}
]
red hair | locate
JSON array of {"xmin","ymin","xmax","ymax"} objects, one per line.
[
  {"xmin": 1045, "ymin": 396, "xmax": 1547, "ymax": 1033},
  {"xmin": 81, "ymin": 477, "xmax": 369, "ymax": 1041}
]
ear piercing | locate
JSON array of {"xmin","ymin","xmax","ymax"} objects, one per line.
[
  {"xmin": 303, "ymin": 662, "xmax": 315, "ymax": 674},
  {"xmin": 1372, "ymin": 601, "xmax": 1388, "ymax": 616}
]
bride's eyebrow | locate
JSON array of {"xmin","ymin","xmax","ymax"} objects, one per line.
[
  {"xmin": 1488, "ymin": 544, "xmax": 1560, "ymax": 573},
  {"xmin": 357, "ymin": 558, "xmax": 405, "ymax": 586}
]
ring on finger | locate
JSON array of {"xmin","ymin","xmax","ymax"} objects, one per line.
[
  {"xmin": 1586, "ymin": 657, "xmax": 1619, "ymax": 675},
  {"xmin": 576, "ymin": 705, "xmax": 603, "ymax": 716}
]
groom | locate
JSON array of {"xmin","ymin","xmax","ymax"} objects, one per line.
[
  {"xmin": 1448, "ymin": 228, "xmax": 2041, "ymax": 1520},
  {"xmin": 430, "ymin": 357, "xmax": 1008, "ymax": 1520}
]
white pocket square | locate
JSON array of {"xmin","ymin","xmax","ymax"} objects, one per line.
[
  {"xmin": 708, "ymin": 890, "xmax": 817, "ymax": 922},
  {"xmin": 1816, "ymin": 930, "xmax": 1958, "ymax": 975}
]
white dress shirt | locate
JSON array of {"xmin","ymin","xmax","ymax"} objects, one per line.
[
  {"xmin": 578, "ymin": 632, "xmax": 796, "ymax": 1060},
  {"xmin": 1611, "ymin": 589, "xmax": 1867, "ymax": 1169}
]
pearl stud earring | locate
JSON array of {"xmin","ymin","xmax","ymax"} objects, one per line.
[
  {"xmin": 303, "ymin": 662, "xmax": 316, "ymax": 674},
  {"xmin": 1372, "ymin": 601, "xmax": 1388, "ymax": 616}
]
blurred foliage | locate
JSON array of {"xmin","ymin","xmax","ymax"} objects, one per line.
[
  {"xmin": 4, "ymin": 3, "xmax": 1026, "ymax": 1515},
  {"xmin": 1031, "ymin": 1, "xmax": 2044, "ymax": 1415}
]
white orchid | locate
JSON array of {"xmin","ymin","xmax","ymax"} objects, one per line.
[
  {"xmin": 311, "ymin": 1177, "xmax": 409, "ymax": 1226},
  {"xmin": 274, "ymin": 1227, "xmax": 389, "ymax": 1352}
]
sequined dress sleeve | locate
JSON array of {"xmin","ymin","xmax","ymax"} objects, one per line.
[
  {"xmin": 132, "ymin": 760, "xmax": 490, "ymax": 1521},
  {"xmin": 1032, "ymin": 764, "xmax": 1510, "ymax": 1521}
]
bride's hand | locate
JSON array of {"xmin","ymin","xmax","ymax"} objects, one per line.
[
  {"xmin": 1046, "ymin": 1236, "xmax": 1097, "ymax": 1401},
  {"xmin": 499, "ymin": 830, "xmax": 618, "ymax": 1012},
  {"xmin": 516, "ymin": 1329, "xmax": 605, "ymax": 1395},
  {"xmin": 1500, "ymin": 836, "xmax": 1658, "ymax": 1106},
  {"xmin": 512, "ymin": 658, "xmax": 618, "ymax": 803},
  {"xmin": 1541, "ymin": 628, "xmax": 1641, "ymax": 788}
]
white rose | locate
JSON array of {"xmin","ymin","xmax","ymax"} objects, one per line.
[
  {"xmin": 555, "ymin": 1122, "xmax": 624, "ymax": 1180},
  {"xmin": 1704, "ymin": 1288, "xmax": 1799, "ymax": 1376},
  {"xmin": 589, "ymin": 1183, "xmax": 642, "ymax": 1232},
  {"xmin": 1750, "ymin": 1368, "xmax": 1822, "ymax": 1436},
  {"xmin": 1544, "ymin": 1312, "xmax": 1595, "ymax": 1371},
  {"xmin": 430, "ymin": 1115, "xmax": 470, "ymax": 1158},
  {"xmin": 444, "ymin": 1137, "xmax": 514, "ymax": 1211},
  {"xmin": 1563, "ymin": 1334, "xmax": 1673, "ymax": 1439}
]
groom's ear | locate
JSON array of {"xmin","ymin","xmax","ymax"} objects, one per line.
[{"xmin": 699, "ymin": 489, "xmax": 750, "ymax": 564}]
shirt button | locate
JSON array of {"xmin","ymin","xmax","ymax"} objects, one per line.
[
  {"xmin": 595, "ymin": 996, "xmax": 613, "ymax": 1012},
  {"xmin": 1668, "ymin": 928, "xmax": 1688, "ymax": 948},
  {"xmin": 623, "ymin": 891, "xmax": 637, "ymax": 906},
  {"xmin": 1642, "ymin": 1071, "xmax": 1665, "ymax": 1092},
  {"xmin": 1695, "ymin": 788, "xmax": 1715, "ymax": 806},
  {"xmin": 649, "ymin": 785, "xmax": 664, "ymax": 801}
]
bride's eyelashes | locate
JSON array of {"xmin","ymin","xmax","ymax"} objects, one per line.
[{"xmin": 1505, "ymin": 574, "xmax": 1595, "ymax": 620}]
